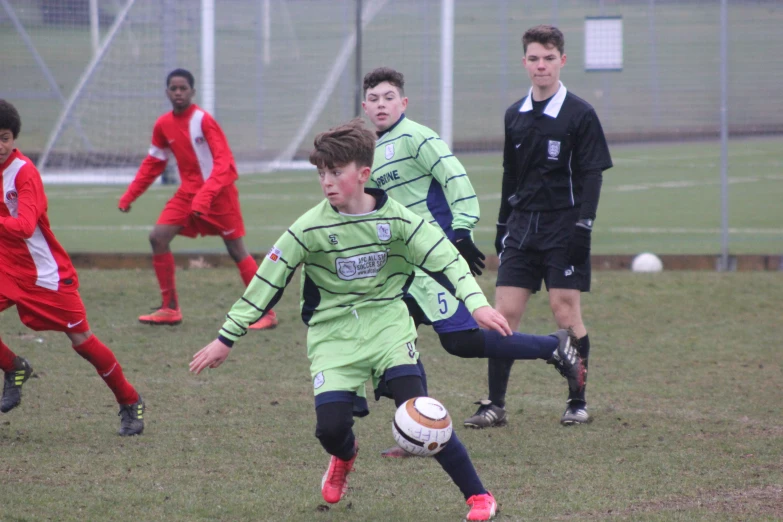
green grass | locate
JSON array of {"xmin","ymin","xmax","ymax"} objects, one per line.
[
  {"xmin": 1, "ymin": 269, "xmax": 781, "ymax": 521},
  {"xmin": 44, "ymin": 137, "xmax": 783, "ymax": 255}
]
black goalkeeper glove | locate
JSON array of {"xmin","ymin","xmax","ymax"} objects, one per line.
[
  {"xmin": 495, "ymin": 223, "xmax": 507, "ymax": 255},
  {"xmin": 453, "ymin": 232, "xmax": 486, "ymax": 276},
  {"xmin": 566, "ymin": 220, "xmax": 593, "ymax": 266}
]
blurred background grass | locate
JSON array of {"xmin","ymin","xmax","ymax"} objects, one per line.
[{"xmin": 43, "ymin": 137, "xmax": 783, "ymax": 255}]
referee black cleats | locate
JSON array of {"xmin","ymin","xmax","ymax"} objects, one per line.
[
  {"xmin": 118, "ymin": 394, "xmax": 145, "ymax": 436},
  {"xmin": 547, "ymin": 329, "xmax": 586, "ymax": 395},
  {"xmin": 561, "ymin": 402, "xmax": 592, "ymax": 425},
  {"xmin": 1, "ymin": 356, "xmax": 33, "ymax": 413},
  {"xmin": 463, "ymin": 399, "xmax": 508, "ymax": 429}
]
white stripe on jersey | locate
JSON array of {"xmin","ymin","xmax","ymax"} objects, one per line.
[
  {"xmin": 189, "ymin": 109, "xmax": 213, "ymax": 182},
  {"xmin": 2, "ymin": 158, "xmax": 59, "ymax": 290},
  {"xmin": 148, "ymin": 144, "xmax": 168, "ymax": 161}
]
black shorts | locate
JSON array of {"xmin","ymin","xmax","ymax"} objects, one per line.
[{"xmin": 496, "ymin": 207, "xmax": 591, "ymax": 293}]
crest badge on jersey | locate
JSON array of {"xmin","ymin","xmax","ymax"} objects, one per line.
[
  {"xmin": 385, "ymin": 143, "xmax": 395, "ymax": 160},
  {"xmin": 337, "ymin": 259, "xmax": 358, "ymax": 278},
  {"xmin": 547, "ymin": 140, "xmax": 561, "ymax": 160},
  {"xmin": 377, "ymin": 222, "xmax": 391, "ymax": 241},
  {"xmin": 4, "ymin": 190, "xmax": 18, "ymax": 213}
]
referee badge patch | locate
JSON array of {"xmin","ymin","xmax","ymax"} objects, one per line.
[
  {"xmin": 385, "ymin": 143, "xmax": 395, "ymax": 160},
  {"xmin": 548, "ymin": 140, "xmax": 561, "ymax": 160}
]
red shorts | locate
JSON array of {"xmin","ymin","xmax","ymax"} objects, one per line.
[
  {"xmin": 157, "ymin": 187, "xmax": 246, "ymax": 240},
  {"xmin": 0, "ymin": 270, "xmax": 90, "ymax": 333}
]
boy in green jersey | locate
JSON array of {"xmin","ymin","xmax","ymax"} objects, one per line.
[
  {"xmin": 362, "ymin": 68, "xmax": 585, "ymax": 438},
  {"xmin": 191, "ymin": 119, "xmax": 504, "ymax": 520}
]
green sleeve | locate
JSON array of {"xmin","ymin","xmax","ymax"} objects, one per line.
[
  {"xmin": 218, "ymin": 227, "xmax": 306, "ymax": 343},
  {"xmin": 404, "ymin": 216, "xmax": 489, "ymax": 313},
  {"xmin": 414, "ymin": 136, "xmax": 480, "ymax": 232}
]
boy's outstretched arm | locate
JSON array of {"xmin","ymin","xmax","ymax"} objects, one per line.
[
  {"xmin": 406, "ymin": 216, "xmax": 510, "ymax": 335},
  {"xmin": 190, "ymin": 227, "xmax": 305, "ymax": 373},
  {"xmin": 119, "ymin": 123, "xmax": 169, "ymax": 211}
]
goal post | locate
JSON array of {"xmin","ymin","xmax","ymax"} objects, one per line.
[
  {"xmin": 38, "ymin": 0, "xmax": 138, "ymax": 175},
  {"xmin": 27, "ymin": 0, "xmax": 457, "ymax": 183}
]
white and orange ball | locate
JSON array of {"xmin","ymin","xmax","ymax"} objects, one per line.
[{"xmin": 392, "ymin": 397, "xmax": 453, "ymax": 457}]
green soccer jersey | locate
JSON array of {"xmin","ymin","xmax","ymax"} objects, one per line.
[
  {"xmin": 369, "ymin": 115, "xmax": 480, "ymax": 241},
  {"xmin": 218, "ymin": 189, "xmax": 488, "ymax": 343}
]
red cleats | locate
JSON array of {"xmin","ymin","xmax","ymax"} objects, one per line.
[
  {"xmin": 321, "ymin": 442, "xmax": 358, "ymax": 504},
  {"xmin": 138, "ymin": 307, "xmax": 182, "ymax": 326},
  {"xmin": 380, "ymin": 446, "xmax": 415, "ymax": 458},
  {"xmin": 466, "ymin": 491, "xmax": 497, "ymax": 521},
  {"xmin": 248, "ymin": 309, "xmax": 278, "ymax": 330}
]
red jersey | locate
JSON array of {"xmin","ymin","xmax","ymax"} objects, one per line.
[
  {"xmin": 121, "ymin": 104, "xmax": 239, "ymax": 215},
  {"xmin": 0, "ymin": 149, "xmax": 79, "ymax": 291}
]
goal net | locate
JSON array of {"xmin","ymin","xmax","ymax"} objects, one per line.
[{"xmin": 6, "ymin": 0, "xmax": 450, "ymax": 183}]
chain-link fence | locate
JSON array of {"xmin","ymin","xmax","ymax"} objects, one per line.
[{"xmin": 1, "ymin": 0, "xmax": 781, "ymax": 174}]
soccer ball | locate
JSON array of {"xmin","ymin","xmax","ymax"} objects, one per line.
[
  {"xmin": 631, "ymin": 252, "xmax": 664, "ymax": 273},
  {"xmin": 392, "ymin": 397, "xmax": 453, "ymax": 457}
]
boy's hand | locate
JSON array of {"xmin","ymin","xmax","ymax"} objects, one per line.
[
  {"xmin": 453, "ymin": 236, "xmax": 486, "ymax": 276},
  {"xmin": 190, "ymin": 338, "xmax": 232, "ymax": 374},
  {"xmin": 472, "ymin": 306, "xmax": 512, "ymax": 336}
]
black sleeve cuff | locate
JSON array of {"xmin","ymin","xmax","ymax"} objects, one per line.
[
  {"xmin": 452, "ymin": 228, "xmax": 471, "ymax": 241},
  {"xmin": 218, "ymin": 335, "xmax": 235, "ymax": 348}
]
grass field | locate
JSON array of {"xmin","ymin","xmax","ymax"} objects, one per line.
[
  {"xmin": 44, "ymin": 137, "xmax": 783, "ymax": 256},
  {"xmin": 1, "ymin": 268, "xmax": 781, "ymax": 521}
]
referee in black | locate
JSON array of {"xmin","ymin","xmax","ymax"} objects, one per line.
[{"xmin": 464, "ymin": 25, "xmax": 612, "ymax": 428}]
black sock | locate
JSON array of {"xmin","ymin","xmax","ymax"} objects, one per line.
[
  {"xmin": 487, "ymin": 358, "xmax": 514, "ymax": 408},
  {"xmin": 483, "ymin": 329, "xmax": 558, "ymax": 360},
  {"xmin": 433, "ymin": 431, "xmax": 486, "ymax": 500}
]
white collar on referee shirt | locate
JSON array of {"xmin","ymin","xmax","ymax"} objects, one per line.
[{"xmin": 519, "ymin": 81, "xmax": 567, "ymax": 118}]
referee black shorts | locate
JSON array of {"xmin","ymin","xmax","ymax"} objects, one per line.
[{"xmin": 496, "ymin": 207, "xmax": 591, "ymax": 293}]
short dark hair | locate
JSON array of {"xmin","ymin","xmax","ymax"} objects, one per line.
[
  {"xmin": 166, "ymin": 68, "xmax": 195, "ymax": 89},
  {"xmin": 363, "ymin": 67, "xmax": 405, "ymax": 97},
  {"xmin": 309, "ymin": 118, "xmax": 375, "ymax": 170},
  {"xmin": 522, "ymin": 25, "xmax": 565, "ymax": 55},
  {"xmin": 0, "ymin": 99, "xmax": 22, "ymax": 139}
]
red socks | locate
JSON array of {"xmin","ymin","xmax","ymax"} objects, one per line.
[
  {"xmin": 0, "ymin": 338, "xmax": 17, "ymax": 373},
  {"xmin": 153, "ymin": 252, "xmax": 178, "ymax": 309},
  {"xmin": 73, "ymin": 335, "xmax": 139, "ymax": 405},
  {"xmin": 236, "ymin": 255, "xmax": 259, "ymax": 287}
]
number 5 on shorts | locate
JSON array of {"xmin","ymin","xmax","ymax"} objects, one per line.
[{"xmin": 437, "ymin": 292, "xmax": 448, "ymax": 315}]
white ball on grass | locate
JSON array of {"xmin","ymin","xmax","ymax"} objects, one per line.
[
  {"xmin": 631, "ymin": 252, "xmax": 664, "ymax": 273},
  {"xmin": 392, "ymin": 397, "xmax": 453, "ymax": 457}
]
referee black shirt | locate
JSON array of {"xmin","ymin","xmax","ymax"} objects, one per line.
[{"xmin": 499, "ymin": 82, "xmax": 613, "ymax": 224}]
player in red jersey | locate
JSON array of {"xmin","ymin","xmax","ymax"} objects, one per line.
[
  {"xmin": 118, "ymin": 69, "xmax": 278, "ymax": 329},
  {"xmin": 0, "ymin": 100, "xmax": 144, "ymax": 435}
]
